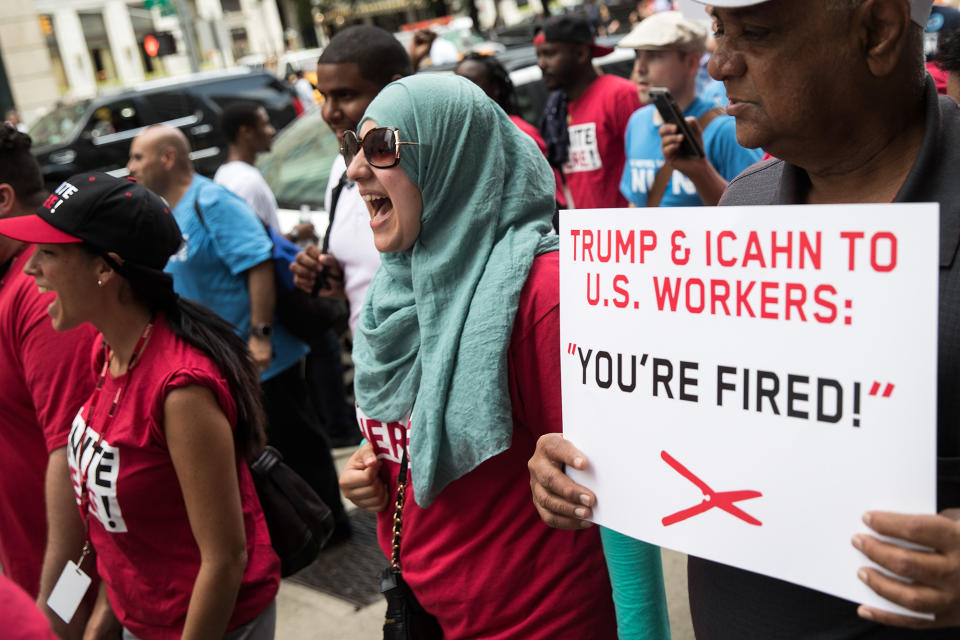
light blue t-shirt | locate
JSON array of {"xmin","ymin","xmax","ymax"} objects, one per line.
[
  {"xmin": 619, "ymin": 96, "xmax": 762, "ymax": 208},
  {"xmin": 699, "ymin": 79, "xmax": 728, "ymax": 108},
  {"xmin": 165, "ymin": 175, "xmax": 309, "ymax": 382}
]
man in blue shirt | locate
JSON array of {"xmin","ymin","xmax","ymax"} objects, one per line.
[
  {"xmin": 617, "ymin": 10, "xmax": 762, "ymax": 207},
  {"xmin": 128, "ymin": 125, "xmax": 349, "ymax": 538}
]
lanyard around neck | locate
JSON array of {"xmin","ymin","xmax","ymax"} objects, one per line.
[{"xmin": 76, "ymin": 320, "xmax": 154, "ymax": 531}]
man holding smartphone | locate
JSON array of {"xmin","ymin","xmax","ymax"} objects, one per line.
[{"xmin": 618, "ymin": 10, "xmax": 761, "ymax": 207}]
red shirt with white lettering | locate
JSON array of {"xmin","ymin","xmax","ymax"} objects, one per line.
[
  {"xmin": 0, "ymin": 246, "xmax": 97, "ymax": 597},
  {"xmin": 562, "ymin": 74, "xmax": 641, "ymax": 210},
  {"xmin": 68, "ymin": 317, "xmax": 279, "ymax": 639},
  {"xmin": 357, "ymin": 252, "xmax": 618, "ymax": 639}
]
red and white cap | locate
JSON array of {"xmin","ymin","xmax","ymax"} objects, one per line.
[
  {"xmin": 693, "ymin": 0, "xmax": 933, "ymax": 26},
  {"xmin": 0, "ymin": 172, "xmax": 183, "ymax": 270}
]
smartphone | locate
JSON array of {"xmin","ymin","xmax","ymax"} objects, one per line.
[{"xmin": 649, "ymin": 87, "xmax": 705, "ymax": 159}]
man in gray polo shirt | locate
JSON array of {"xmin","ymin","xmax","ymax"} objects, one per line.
[{"xmin": 528, "ymin": 0, "xmax": 960, "ymax": 635}]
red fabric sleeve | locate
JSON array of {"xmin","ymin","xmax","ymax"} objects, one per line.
[
  {"xmin": 508, "ymin": 252, "xmax": 562, "ymax": 440},
  {"xmin": 17, "ymin": 292, "xmax": 98, "ymax": 453}
]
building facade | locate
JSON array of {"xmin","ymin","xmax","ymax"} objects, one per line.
[{"xmin": 1, "ymin": 0, "xmax": 287, "ymax": 120}]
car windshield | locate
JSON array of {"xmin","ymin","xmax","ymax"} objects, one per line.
[
  {"xmin": 29, "ymin": 100, "xmax": 90, "ymax": 147},
  {"xmin": 256, "ymin": 109, "xmax": 339, "ymax": 208}
]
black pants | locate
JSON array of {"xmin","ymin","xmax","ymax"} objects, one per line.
[
  {"xmin": 261, "ymin": 362, "xmax": 347, "ymax": 525},
  {"xmin": 305, "ymin": 329, "xmax": 357, "ymax": 439}
]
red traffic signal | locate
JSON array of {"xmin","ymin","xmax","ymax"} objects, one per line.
[
  {"xmin": 143, "ymin": 32, "xmax": 176, "ymax": 57},
  {"xmin": 144, "ymin": 35, "xmax": 160, "ymax": 57}
]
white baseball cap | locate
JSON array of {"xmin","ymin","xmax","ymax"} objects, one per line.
[
  {"xmin": 693, "ymin": 0, "xmax": 933, "ymax": 25},
  {"xmin": 618, "ymin": 11, "xmax": 708, "ymax": 50}
]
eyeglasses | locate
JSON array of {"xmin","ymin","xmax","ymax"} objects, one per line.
[{"xmin": 340, "ymin": 127, "xmax": 419, "ymax": 169}]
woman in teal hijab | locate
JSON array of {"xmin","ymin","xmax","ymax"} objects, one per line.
[{"xmin": 336, "ymin": 74, "xmax": 619, "ymax": 638}]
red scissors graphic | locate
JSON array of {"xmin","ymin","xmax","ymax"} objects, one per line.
[{"xmin": 661, "ymin": 450, "xmax": 763, "ymax": 527}]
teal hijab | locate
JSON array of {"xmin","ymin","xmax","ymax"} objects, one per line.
[{"xmin": 353, "ymin": 75, "xmax": 558, "ymax": 507}]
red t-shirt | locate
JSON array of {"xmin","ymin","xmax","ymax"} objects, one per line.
[
  {"xmin": 562, "ymin": 74, "xmax": 641, "ymax": 210},
  {"xmin": 511, "ymin": 114, "xmax": 568, "ymax": 208},
  {"xmin": 357, "ymin": 252, "xmax": 618, "ymax": 639},
  {"xmin": 68, "ymin": 318, "xmax": 279, "ymax": 639},
  {"xmin": 0, "ymin": 574, "xmax": 58, "ymax": 639},
  {"xmin": 0, "ymin": 246, "xmax": 97, "ymax": 597}
]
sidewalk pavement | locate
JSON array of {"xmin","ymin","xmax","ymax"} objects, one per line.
[{"xmin": 275, "ymin": 448, "xmax": 695, "ymax": 639}]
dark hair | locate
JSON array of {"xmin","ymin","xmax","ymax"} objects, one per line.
[
  {"xmin": 0, "ymin": 125, "xmax": 45, "ymax": 208},
  {"xmin": 457, "ymin": 53, "xmax": 520, "ymax": 116},
  {"xmin": 937, "ymin": 29, "xmax": 960, "ymax": 73},
  {"xmin": 99, "ymin": 256, "xmax": 267, "ymax": 459},
  {"xmin": 220, "ymin": 101, "xmax": 263, "ymax": 144},
  {"xmin": 318, "ymin": 26, "xmax": 413, "ymax": 88}
]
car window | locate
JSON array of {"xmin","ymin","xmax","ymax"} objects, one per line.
[
  {"xmin": 256, "ymin": 109, "xmax": 338, "ymax": 208},
  {"xmin": 85, "ymin": 99, "xmax": 141, "ymax": 138},
  {"xmin": 28, "ymin": 100, "xmax": 91, "ymax": 147},
  {"xmin": 195, "ymin": 74, "xmax": 296, "ymax": 130},
  {"xmin": 148, "ymin": 91, "xmax": 196, "ymax": 124}
]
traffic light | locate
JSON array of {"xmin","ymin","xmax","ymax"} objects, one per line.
[
  {"xmin": 143, "ymin": 32, "xmax": 177, "ymax": 57},
  {"xmin": 38, "ymin": 15, "xmax": 52, "ymax": 36}
]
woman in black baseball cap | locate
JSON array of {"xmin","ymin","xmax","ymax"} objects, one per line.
[{"xmin": 0, "ymin": 172, "xmax": 280, "ymax": 638}]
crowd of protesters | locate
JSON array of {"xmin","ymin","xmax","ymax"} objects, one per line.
[{"xmin": 1, "ymin": 0, "xmax": 959, "ymax": 638}]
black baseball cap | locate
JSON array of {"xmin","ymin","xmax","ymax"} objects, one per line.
[
  {"xmin": 534, "ymin": 16, "xmax": 614, "ymax": 58},
  {"xmin": 0, "ymin": 171, "xmax": 183, "ymax": 270}
]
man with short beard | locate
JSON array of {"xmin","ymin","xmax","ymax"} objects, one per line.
[{"xmin": 529, "ymin": 0, "xmax": 960, "ymax": 635}]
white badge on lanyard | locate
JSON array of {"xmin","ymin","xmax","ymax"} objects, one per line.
[{"xmin": 47, "ymin": 542, "xmax": 92, "ymax": 623}]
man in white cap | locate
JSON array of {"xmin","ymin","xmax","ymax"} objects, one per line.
[
  {"xmin": 529, "ymin": 0, "xmax": 960, "ymax": 635},
  {"xmin": 617, "ymin": 10, "xmax": 762, "ymax": 207}
]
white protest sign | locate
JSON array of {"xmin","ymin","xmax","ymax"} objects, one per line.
[{"xmin": 559, "ymin": 204, "xmax": 939, "ymax": 617}]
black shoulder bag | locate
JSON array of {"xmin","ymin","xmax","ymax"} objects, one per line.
[
  {"xmin": 381, "ymin": 444, "xmax": 444, "ymax": 640},
  {"xmin": 249, "ymin": 445, "xmax": 334, "ymax": 576}
]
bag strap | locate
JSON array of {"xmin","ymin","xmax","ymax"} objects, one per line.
[
  {"xmin": 647, "ymin": 106, "xmax": 726, "ymax": 208},
  {"xmin": 321, "ymin": 171, "xmax": 351, "ymax": 254},
  {"xmin": 193, "ymin": 197, "xmax": 208, "ymax": 231},
  {"xmin": 390, "ymin": 442, "xmax": 410, "ymax": 570}
]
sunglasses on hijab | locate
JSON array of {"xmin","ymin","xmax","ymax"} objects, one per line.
[{"xmin": 340, "ymin": 127, "xmax": 419, "ymax": 169}]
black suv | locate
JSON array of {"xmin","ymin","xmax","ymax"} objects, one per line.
[{"xmin": 29, "ymin": 68, "xmax": 300, "ymax": 187}]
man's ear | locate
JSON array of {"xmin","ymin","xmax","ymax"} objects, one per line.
[
  {"xmin": 160, "ymin": 144, "xmax": 178, "ymax": 171},
  {"xmin": 0, "ymin": 184, "xmax": 18, "ymax": 218},
  {"xmin": 859, "ymin": 0, "xmax": 911, "ymax": 78},
  {"xmin": 575, "ymin": 43, "xmax": 592, "ymax": 66}
]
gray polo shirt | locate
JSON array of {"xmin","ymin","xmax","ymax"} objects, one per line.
[{"xmin": 688, "ymin": 77, "xmax": 960, "ymax": 638}]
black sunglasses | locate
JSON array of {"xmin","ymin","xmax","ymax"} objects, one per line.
[{"xmin": 340, "ymin": 127, "xmax": 419, "ymax": 169}]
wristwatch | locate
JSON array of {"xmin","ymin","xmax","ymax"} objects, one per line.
[{"xmin": 250, "ymin": 323, "xmax": 273, "ymax": 338}]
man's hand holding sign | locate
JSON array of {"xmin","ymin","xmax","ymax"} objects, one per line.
[{"xmin": 527, "ymin": 203, "xmax": 960, "ymax": 629}]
